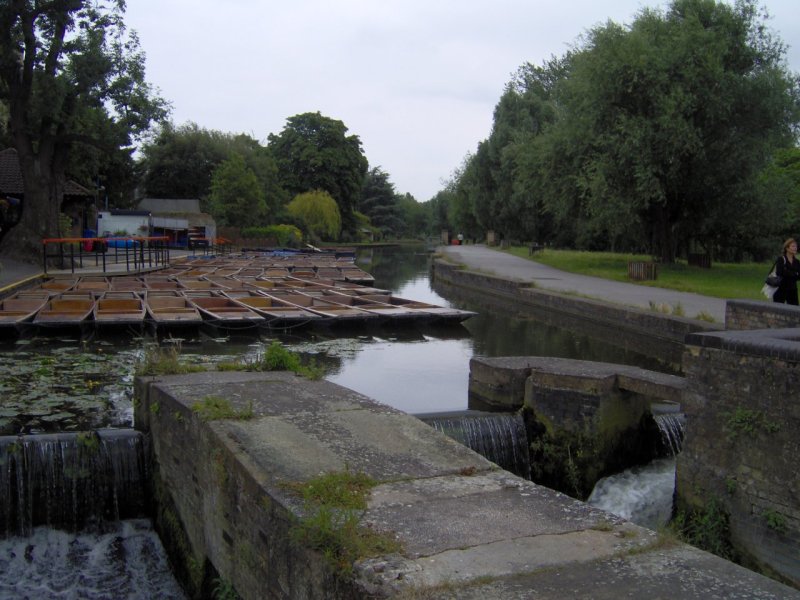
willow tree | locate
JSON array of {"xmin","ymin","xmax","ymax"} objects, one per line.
[
  {"xmin": 551, "ymin": 0, "xmax": 800, "ymax": 261},
  {"xmin": 0, "ymin": 0, "xmax": 168, "ymax": 261},
  {"xmin": 286, "ymin": 189, "xmax": 341, "ymax": 242}
]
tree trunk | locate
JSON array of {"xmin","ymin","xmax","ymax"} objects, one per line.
[{"xmin": 0, "ymin": 149, "xmax": 61, "ymax": 264}]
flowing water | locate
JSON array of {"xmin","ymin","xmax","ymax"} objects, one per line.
[
  {"xmin": 418, "ymin": 411, "xmax": 531, "ymax": 480},
  {"xmin": 0, "ymin": 244, "xmax": 680, "ymax": 595}
]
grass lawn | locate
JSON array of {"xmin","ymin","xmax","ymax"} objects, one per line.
[{"xmin": 504, "ymin": 247, "xmax": 773, "ymax": 300}]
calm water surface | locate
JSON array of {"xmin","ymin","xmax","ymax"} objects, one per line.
[{"xmin": 0, "ymin": 244, "xmax": 671, "ymax": 433}]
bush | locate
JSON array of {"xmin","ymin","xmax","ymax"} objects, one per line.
[{"xmin": 240, "ymin": 224, "xmax": 302, "ymax": 247}]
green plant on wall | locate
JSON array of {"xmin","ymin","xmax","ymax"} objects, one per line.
[
  {"xmin": 724, "ymin": 406, "xmax": 780, "ymax": 440},
  {"xmin": 671, "ymin": 498, "xmax": 736, "ymax": 561},
  {"xmin": 191, "ymin": 396, "xmax": 254, "ymax": 422},
  {"xmin": 287, "ymin": 469, "xmax": 402, "ymax": 575},
  {"xmin": 762, "ymin": 509, "xmax": 787, "ymax": 533}
]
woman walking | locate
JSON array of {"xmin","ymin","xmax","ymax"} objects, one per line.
[{"xmin": 773, "ymin": 238, "xmax": 800, "ymax": 305}]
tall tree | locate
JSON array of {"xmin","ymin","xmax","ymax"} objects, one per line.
[
  {"xmin": 207, "ymin": 154, "xmax": 268, "ymax": 227},
  {"xmin": 268, "ymin": 112, "xmax": 367, "ymax": 238},
  {"xmin": 0, "ymin": 0, "xmax": 168, "ymax": 260},
  {"xmin": 359, "ymin": 167, "xmax": 404, "ymax": 239},
  {"xmin": 550, "ymin": 0, "xmax": 800, "ymax": 261}
]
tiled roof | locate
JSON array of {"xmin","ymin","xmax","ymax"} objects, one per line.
[{"xmin": 0, "ymin": 147, "xmax": 92, "ymax": 197}]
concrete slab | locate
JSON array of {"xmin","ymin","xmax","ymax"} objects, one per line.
[{"xmin": 139, "ymin": 371, "xmax": 800, "ymax": 599}]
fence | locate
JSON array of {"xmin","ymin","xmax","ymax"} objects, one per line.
[
  {"xmin": 42, "ymin": 236, "xmax": 171, "ymax": 274},
  {"xmin": 627, "ymin": 261, "xmax": 658, "ymax": 281}
]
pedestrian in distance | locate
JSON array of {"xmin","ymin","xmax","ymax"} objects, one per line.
[{"xmin": 773, "ymin": 238, "xmax": 800, "ymax": 305}]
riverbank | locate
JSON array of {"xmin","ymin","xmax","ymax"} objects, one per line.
[{"xmin": 438, "ymin": 244, "xmax": 728, "ymax": 322}]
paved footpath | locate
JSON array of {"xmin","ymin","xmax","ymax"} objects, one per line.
[{"xmin": 440, "ymin": 244, "xmax": 730, "ymax": 323}]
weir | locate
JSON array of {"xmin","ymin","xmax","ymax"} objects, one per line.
[
  {"xmin": 417, "ymin": 410, "xmax": 531, "ymax": 479},
  {"xmin": 0, "ymin": 429, "xmax": 150, "ymax": 537}
]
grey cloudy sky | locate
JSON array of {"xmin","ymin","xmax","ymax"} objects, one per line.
[{"xmin": 125, "ymin": 1, "xmax": 800, "ymax": 202}]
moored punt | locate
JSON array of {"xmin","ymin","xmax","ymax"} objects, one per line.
[
  {"xmin": 339, "ymin": 267, "xmax": 375, "ymax": 285},
  {"xmin": 93, "ymin": 296, "xmax": 147, "ymax": 328},
  {"xmin": 264, "ymin": 291, "xmax": 380, "ymax": 323},
  {"xmin": 228, "ymin": 294, "xmax": 324, "ymax": 325},
  {"xmin": 74, "ymin": 277, "xmax": 110, "ymax": 293},
  {"xmin": 145, "ymin": 294, "xmax": 204, "ymax": 328},
  {"xmin": 33, "ymin": 296, "xmax": 95, "ymax": 328},
  {"xmin": 0, "ymin": 293, "xmax": 49, "ymax": 328},
  {"xmin": 177, "ymin": 279, "xmax": 229, "ymax": 291},
  {"xmin": 359, "ymin": 294, "xmax": 477, "ymax": 323},
  {"xmin": 187, "ymin": 296, "xmax": 265, "ymax": 327},
  {"xmin": 38, "ymin": 278, "xmax": 77, "ymax": 294},
  {"xmin": 306, "ymin": 290, "xmax": 424, "ymax": 319}
]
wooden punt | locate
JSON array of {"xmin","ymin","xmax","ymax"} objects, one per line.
[
  {"xmin": 0, "ymin": 293, "xmax": 49, "ymax": 328},
  {"xmin": 145, "ymin": 294, "xmax": 204, "ymax": 327},
  {"xmin": 264, "ymin": 292, "xmax": 379, "ymax": 323},
  {"xmin": 228, "ymin": 294, "xmax": 324, "ymax": 325},
  {"xmin": 74, "ymin": 277, "xmax": 111, "ymax": 293},
  {"xmin": 177, "ymin": 279, "xmax": 229, "ymax": 291},
  {"xmin": 339, "ymin": 267, "xmax": 375, "ymax": 285},
  {"xmin": 33, "ymin": 296, "xmax": 95, "ymax": 328},
  {"xmin": 359, "ymin": 294, "xmax": 477, "ymax": 323},
  {"xmin": 109, "ymin": 278, "xmax": 147, "ymax": 291},
  {"xmin": 307, "ymin": 290, "xmax": 423, "ymax": 319},
  {"xmin": 187, "ymin": 296, "xmax": 265, "ymax": 327},
  {"xmin": 93, "ymin": 296, "xmax": 146, "ymax": 328},
  {"xmin": 39, "ymin": 278, "xmax": 77, "ymax": 294}
]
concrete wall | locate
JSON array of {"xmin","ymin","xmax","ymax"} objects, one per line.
[
  {"xmin": 134, "ymin": 372, "xmax": 358, "ymax": 599},
  {"xmin": 432, "ymin": 259, "xmax": 720, "ymax": 367},
  {"xmin": 726, "ymin": 299, "xmax": 800, "ymax": 330},
  {"xmin": 680, "ymin": 328, "xmax": 800, "ymax": 587}
]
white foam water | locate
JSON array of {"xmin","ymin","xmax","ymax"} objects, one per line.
[
  {"xmin": 587, "ymin": 457, "xmax": 676, "ymax": 530},
  {"xmin": 0, "ymin": 519, "xmax": 186, "ymax": 599}
]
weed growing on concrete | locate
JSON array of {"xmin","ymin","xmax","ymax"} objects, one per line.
[
  {"xmin": 670, "ymin": 498, "xmax": 736, "ymax": 561},
  {"xmin": 762, "ymin": 509, "xmax": 787, "ymax": 533},
  {"xmin": 287, "ymin": 469, "xmax": 402, "ymax": 575},
  {"xmin": 694, "ymin": 310, "xmax": 716, "ymax": 323},
  {"xmin": 211, "ymin": 577, "xmax": 240, "ymax": 600},
  {"xmin": 136, "ymin": 344, "xmax": 207, "ymax": 376},
  {"xmin": 191, "ymin": 396, "xmax": 254, "ymax": 422},
  {"xmin": 724, "ymin": 406, "xmax": 780, "ymax": 440}
]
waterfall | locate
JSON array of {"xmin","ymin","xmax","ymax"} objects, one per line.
[
  {"xmin": 419, "ymin": 411, "xmax": 531, "ymax": 480},
  {"xmin": 588, "ymin": 408, "xmax": 686, "ymax": 529},
  {"xmin": 654, "ymin": 412, "xmax": 685, "ymax": 457},
  {"xmin": 0, "ymin": 429, "xmax": 150, "ymax": 537}
]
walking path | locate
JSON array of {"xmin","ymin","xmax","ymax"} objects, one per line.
[{"xmin": 440, "ymin": 244, "xmax": 729, "ymax": 323}]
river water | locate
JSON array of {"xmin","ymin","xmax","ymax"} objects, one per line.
[{"xmin": 0, "ymin": 244, "xmax": 676, "ymax": 596}]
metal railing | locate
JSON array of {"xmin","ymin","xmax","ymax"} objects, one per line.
[{"xmin": 42, "ymin": 236, "xmax": 171, "ymax": 274}]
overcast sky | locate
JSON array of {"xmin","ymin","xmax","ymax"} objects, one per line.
[{"xmin": 125, "ymin": 1, "xmax": 800, "ymax": 202}]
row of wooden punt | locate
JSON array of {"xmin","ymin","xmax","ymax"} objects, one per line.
[
  {"xmin": 0, "ymin": 278, "xmax": 476, "ymax": 332},
  {"xmin": 156, "ymin": 256, "xmax": 375, "ymax": 285}
]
